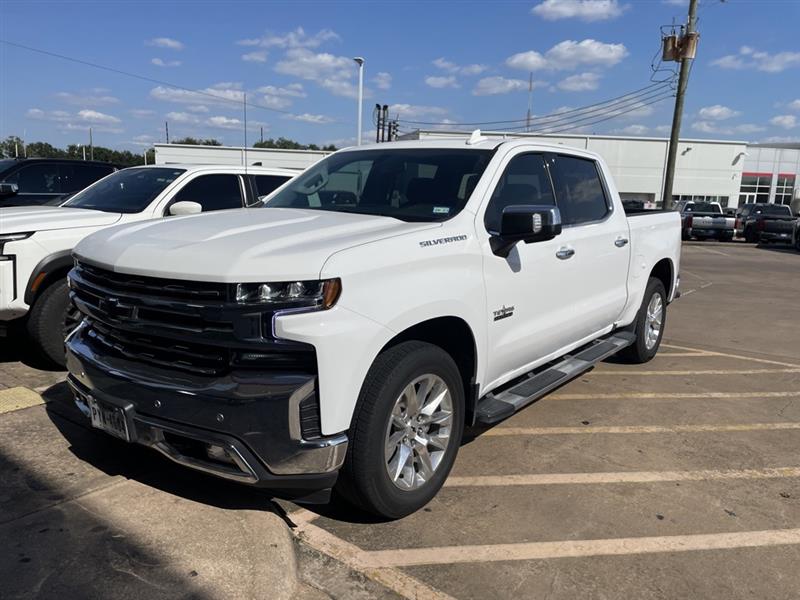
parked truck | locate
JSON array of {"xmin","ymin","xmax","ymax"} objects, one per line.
[
  {"xmin": 676, "ymin": 201, "xmax": 734, "ymax": 241},
  {"xmin": 735, "ymin": 202, "xmax": 797, "ymax": 244},
  {"xmin": 66, "ymin": 136, "xmax": 681, "ymax": 518},
  {"xmin": 0, "ymin": 164, "xmax": 295, "ymax": 365}
]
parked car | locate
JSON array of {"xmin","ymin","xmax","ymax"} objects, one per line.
[
  {"xmin": 0, "ymin": 164, "xmax": 295, "ymax": 365},
  {"xmin": 0, "ymin": 158, "xmax": 118, "ymax": 207},
  {"xmin": 676, "ymin": 201, "xmax": 733, "ymax": 241},
  {"xmin": 65, "ymin": 137, "xmax": 681, "ymax": 518},
  {"xmin": 735, "ymin": 203, "xmax": 796, "ymax": 244}
]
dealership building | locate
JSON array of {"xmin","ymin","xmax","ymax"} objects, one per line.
[{"xmin": 155, "ymin": 135, "xmax": 800, "ymax": 211}]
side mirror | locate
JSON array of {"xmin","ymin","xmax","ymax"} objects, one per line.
[
  {"xmin": 169, "ymin": 201, "xmax": 203, "ymax": 216},
  {"xmin": 0, "ymin": 182, "xmax": 19, "ymax": 197},
  {"xmin": 490, "ymin": 205, "xmax": 562, "ymax": 258}
]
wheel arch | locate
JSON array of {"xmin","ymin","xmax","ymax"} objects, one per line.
[
  {"xmin": 380, "ymin": 316, "xmax": 480, "ymax": 425},
  {"xmin": 649, "ymin": 258, "xmax": 675, "ymax": 302},
  {"xmin": 24, "ymin": 250, "xmax": 74, "ymax": 306}
]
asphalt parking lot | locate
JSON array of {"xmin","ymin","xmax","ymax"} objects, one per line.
[{"xmin": 1, "ymin": 240, "xmax": 799, "ymax": 599}]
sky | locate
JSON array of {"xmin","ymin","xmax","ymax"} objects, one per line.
[{"xmin": 1, "ymin": 0, "xmax": 799, "ymax": 151}]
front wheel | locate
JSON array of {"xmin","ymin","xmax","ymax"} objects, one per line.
[
  {"xmin": 336, "ymin": 341, "xmax": 464, "ymax": 519},
  {"xmin": 26, "ymin": 279, "xmax": 80, "ymax": 368},
  {"xmin": 744, "ymin": 228, "xmax": 758, "ymax": 244},
  {"xmin": 620, "ymin": 277, "xmax": 667, "ymax": 364}
]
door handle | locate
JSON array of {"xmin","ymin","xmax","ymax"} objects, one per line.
[
  {"xmin": 615, "ymin": 237, "xmax": 629, "ymax": 247},
  {"xmin": 556, "ymin": 247, "xmax": 575, "ymax": 260}
]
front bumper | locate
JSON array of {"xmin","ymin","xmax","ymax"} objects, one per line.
[
  {"xmin": 0, "ymin": 257, "xmax": 28, "ymax": 322},
  {"xmin": 66, "ymin": 324, "xmax": 348, "ymax": 498}
]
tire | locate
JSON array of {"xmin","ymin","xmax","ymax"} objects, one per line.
[
  {"xmin": 744, "ymin": 228, "xmax": 757, "ymax": 244},
  {"xmin": 681, "ymin": 229, "xmax": 690, "ymax": 241},
  {"xmin": 26, "ymin": 279, "xmax": 80, "ymax": 368},
  {"xmin": 795, "ymin": 235, "xmax": 800, "ymax": 253},
  {"xmin": 619, "ymin": 277, "xmax": 667, "ymax": 364},
  {"xmin": 336, "ymin": 341, "xmax": 465, "ymax": 519}
]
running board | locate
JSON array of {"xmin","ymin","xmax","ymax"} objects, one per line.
[{"xmin": 474, "ymin": 332, "xmax": 635, "ymax": 425}]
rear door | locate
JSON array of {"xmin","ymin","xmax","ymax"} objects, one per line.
[{"xmin": 546, "ymin": 153, "xmax": 630, "ymax": 340}]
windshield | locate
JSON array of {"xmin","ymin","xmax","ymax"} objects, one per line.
[
  {"xmin": 685, "ymin": 202, "xmax": 721, "ymax": 214},
  {"xmin": 64, "ymin": 167, "xmax": 185, "ymax": 213},
  {"xmin": 266, "ymin": 148, "xmax": 493, "ymax": 222},
  {"xmin": 756, "ymin": 204, "xmax": 792, "ymax": 216}
]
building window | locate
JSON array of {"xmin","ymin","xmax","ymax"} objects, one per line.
[
  {"xmin": 739, "ymin": 173, "xmax": 772, "ymax": 204},
  {"xmin": 775, "ymin": 174, "xmax": 795, "ymax": 205}
]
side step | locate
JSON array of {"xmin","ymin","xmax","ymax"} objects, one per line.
[{"xmin": 474, "ymin": 332, "xmax": 635, "ymax": 425}]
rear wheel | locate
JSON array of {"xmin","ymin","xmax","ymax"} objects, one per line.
[
  {"xmin": 336, "ymin": 341, "xmax": 464, "ymax": 519},
  {"xmin": 744, "ymin": 227, "xmax": 758, "ymax": 244},
  {"xmin": 620, "ymin": 277, "xmax": 667, "ymax": 364},
  {"xmin": 26, "ymin": 279, "xmax": 79, "ymax": 368}
]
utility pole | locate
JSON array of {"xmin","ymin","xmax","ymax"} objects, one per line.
[
  {"xmin": 89, "ymin": 127, "xmax": 94, "ymax": 160},
  {"xmin": 165, "ymin": 121, "xmax": 170, "ymax": 144},
  {"xmin": 353, "ymin": 57, "xmax": 365, "ymax": 145},
  {"xmin": 526, "ymin": 72, "xmax": 533, "ymax": 132},
  {"xmin": 662, "ymin": 0, "xmax": 699, "ymax": 211},
  {"xmin": 260, "ymin": 126, "xmax": 264, "ymax": 144}
]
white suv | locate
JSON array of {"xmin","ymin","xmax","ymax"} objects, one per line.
[{"xmin": 0, "ymin": 164, "xmax": 295, "ymax": 365}]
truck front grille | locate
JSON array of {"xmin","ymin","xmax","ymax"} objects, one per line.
[{"xmin": 70, "ymin": 262, "xmax": 316, "ymax": 377}]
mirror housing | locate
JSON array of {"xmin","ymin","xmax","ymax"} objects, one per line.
[
  {"xmin": 0, "ymin": 182, "xmax": 19, "ymax": 197},
  {"xmin": 169, "ymin": 201, "xmax": 203, "ymax": 216},
  {"xmin": 490, "ymin": 205, "xmax": 562, "ymax": 258}
]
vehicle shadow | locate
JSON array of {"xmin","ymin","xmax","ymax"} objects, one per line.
[
  {"xmin": 0, "ymin": 328, "xmax": 64, "ymax": 372},
  {"xmin": 754, "ymin": 243, "xmax": 798, "ymax": 255},
  {"xmin": 41, "ymin": 381, "xmax": 282, "ymax": 513}
]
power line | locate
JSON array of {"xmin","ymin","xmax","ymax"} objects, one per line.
[
  {"xmin": 394, "ymin": 79, "xmax": 675, "ymax": 127},
  {"xmin": 0, "ymin": 38, "xmax": 343, "ymax": 124}
]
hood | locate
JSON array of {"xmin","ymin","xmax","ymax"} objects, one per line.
[
  {"xmin": 75, "ymin": 207, "xmax": 439, "ymax": 282},
  {"xmin": 0, "ymin": 206, "xmax": 122, "ymax": 234}
]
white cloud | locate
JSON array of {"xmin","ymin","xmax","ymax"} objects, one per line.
[
  {"xmin": 472, "ymin": 76, "xmax": 533, "ymax": 96},
  {"xmin": 187, "ymin": 105, "xmax": 209, "ymax": 113},
  {"xmin": 697, "ymin": 104, "xmax": 740, "ymax": 121},
  {"xmin": 425, "ymin": 75, "xmax": 459, "ymax": 89},
  {"xmin": 711, "ymin": 46, "xmax": 800, "ymax": 73},
  {"xmin": 387, "ymin": 104, "xmax": 449, "ymax": 120},
  {"xmin": 770, "ymin": 114, "xmax": 797, "ymax": 129},
  {"xmin": 275, "ymin": 48, "xmax": 361, "ymax": 98},
  {"xmin": 734, "ymin": 124, "xmax": 766, "ymax": 134},
  {"xmin": 150, "ymin": 84, "xmax": 244, "ymax": 107},
  {"xmin": 26, "ymin": 107, "xmax": 123, "ymax": 133},
  {"xmin": 130, "ymin": 109, "xmax": 155, "ymax": 118},
  {"xmin": 206, "ymin": 115, "xmax": 244, "ymax": 130},
  {"xmin": 532, "ymin": 0, "xmax": 627, "ymax": 22},
  {"xmin": 558, "ymin": 72, "xmax": 601, "ymax": 91},
  {"xmin": 690, "ymin": 121, "xmax": 763, "ymax": 136},
  {"xmin": 432, "ymin": 57, "xmax": 487, "ymax": 76},
  {"xmin": 55, "ymin": 90, "xmax": 119, "ymax": 106},
  {"xmin": 507, "ymin": 39, "xmax": 628, "ymax": 72},
  {"xmin": 166, "ymin": 111, "xmax": 200, "ymax": 124},
  {"xmin": 242, "ymin": 50, "xmax": 268, "ymax": 63},
  {"xmin": 257, "ymin": 83, "xmax": 306, "ymax": 98},
  {"xmin": 237, "ymin": 27, "xmax": 339, "ymax": 49},
  {"xmin": 284, "ymin": 113, "xmax": 334, "ymax": 124},
  {"xmin": 759, "ymin": 135, "xmax": 800, "ymax": 144},
  {"xmin": 151, "ymin": 57, "xmax": 182, "ymax": 68},
  {"xmin": 373, "ymin": 72, "xmax": 392, "ymax": 90},
  {"xmin": 146, "ymin": 37, "xmax": 184, "ymax": 50},
  {"xmin": 654, "ymin": 124, "xmax": 671, "ymax": 134},
  {"xmin": 788, "ymin": 99, "xmax": 800, "ymax": 111},
  {"xmin": 663, "ymin": 0, "xmax": 688, "ymax": 5},
  {"xmin": 692, "ymin": 121, "xmax": 721, "ymax": 134}
]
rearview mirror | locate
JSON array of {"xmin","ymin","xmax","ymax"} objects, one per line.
[
  {"xmin": 490, "ymin": 205, "xmax": 562, "ymax": 258},
  {"xmin": 0, "ymin": 182, "xmax": 19, "ymax": 197},
  {"xmin": 169, "ymin": 201, "xmax": 203, "ymax": 216}
]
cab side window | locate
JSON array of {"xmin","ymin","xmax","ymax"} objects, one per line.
[
  {"xmin": 6, "ymin": 164, "xmax": 60, "ymax": 193},
  {"xmin": 484, "ymin": 153, "xmax": 555, "ymax": 232},
  {"xmin": 171, "ymin": 174, "xmax": 244, "ymax": 212},
  {"xmin": 549, "ymin": 155, "xmax": 610, "ymax": 226}
]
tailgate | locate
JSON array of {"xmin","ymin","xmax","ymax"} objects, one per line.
[
  {"xmin": 764, "ymin": 218, "xmax": 796, "ymax": 233},
  {"xmin": 692, "ymin": 214, "xmax": 728, "ymax": 229}
]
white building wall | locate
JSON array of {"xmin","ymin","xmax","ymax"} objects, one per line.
[
  {"xmin": 413, "ymin": 131, "xmax": 747, "ymax": 207},
  {"xmin": 743, "ymin": 146, "xmax": 800, "ymax": 210},
  {"xmin": 154, "ymin": 143, "xmax": 329, "ymax": 171}
]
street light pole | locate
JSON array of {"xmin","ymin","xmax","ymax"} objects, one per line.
[{"xmin": 353, "ymin": 57, "xmax": 365, "ymax": 146}]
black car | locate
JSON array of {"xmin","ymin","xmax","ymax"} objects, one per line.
[{"xmin": 0, "ymin": 158, "xmax": 117, "ymax": 207}]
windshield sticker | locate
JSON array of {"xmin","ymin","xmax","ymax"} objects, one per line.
[
  {"xmin": 433, "ymin": 206, "xmax": 450, "ymax": 214},
  {"xmin": 419, "ymin": 234, "xmax": 468, "ymax": 248}
]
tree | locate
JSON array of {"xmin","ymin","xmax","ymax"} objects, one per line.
[
  {"xmin": 253, "ymin": 137, "xmax": 336, "ymax": 151},
  {"xmin": 0, "ymin": 136, "xmax": 26, "ymax": 158},
  {"xmin": 172, "ymin": 137, "xmax": 222, "ymax": 146}
]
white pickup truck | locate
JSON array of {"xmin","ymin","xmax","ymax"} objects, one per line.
[
  {"xmin": 0, "ymin": 164, "xmax": 295, "ymax": 365},
  {"xmin": 66, "ymin": 136, "xmax": 681, "ymax": 518}
]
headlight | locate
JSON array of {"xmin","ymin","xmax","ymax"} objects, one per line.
[
  {"xmin": 233, "ymin": 278, "xmax": 341, "ymax": 310},
  {"xmin": 0, "ymin": 232, "xmax": 33, "ymax": 254}
]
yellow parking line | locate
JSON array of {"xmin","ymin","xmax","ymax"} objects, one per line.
[
  {"xmin": 550, "ymin": 391, "xmax": 800, "ymax": 400},
  {"xmin": 662, "ymin": 344, "xmax": 800, "ymax": 368},
  {"xmin": 0, "ymin": 387, "xmax": 44, "ymax": 414},
  {"xmin": 293, "ymin": 518, "xmax": 457, "ymax": 600},
  {"xmin": 444, "ymin": 466, "xmax": 800, "ymax": 488},
  {"xmin": 591, "ymin": 368, "xmax": 800, "ymax": 376},
  {"xmin": 484, "ymin": 422, "xmax": 800, "ymax": 436},
  {"xmin": 361, "ymin": 528, "xmax": 800, "ymax": 568}
]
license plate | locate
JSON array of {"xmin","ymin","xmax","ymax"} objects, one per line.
[{"xmin": 88, "ymin": 396, "xmax": 130, "ymax": 441}]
